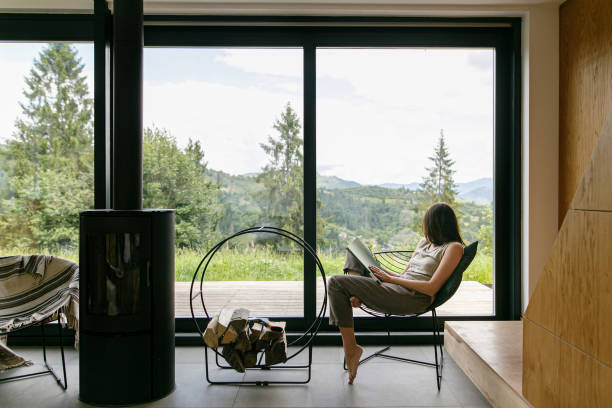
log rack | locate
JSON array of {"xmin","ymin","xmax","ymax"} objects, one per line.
[{"xmin": 189, "ymin": 226, "xmax": 327, "ymax": 385}]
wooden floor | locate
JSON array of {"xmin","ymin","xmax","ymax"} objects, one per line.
[
  {"xmin": 444, "ymin": 321, "xmax": 531, "ymax": 408},
  {"xmin": 176, "ymin": 279, "xmax": 493, "ymax": 318}
]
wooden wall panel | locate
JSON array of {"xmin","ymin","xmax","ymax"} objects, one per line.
[
  {"xmin": 523, "ymin": 319, "xmax": 612, "ymax": 408},
  {"xmin": 523, "ymin": 319, "xmax": 561, "ymax": 407},
  {"xmin": 525, "ymin": 209, "xmax": 612, "ymax": 367},
  {"xmin": 571, "ymin": 117, "xmax": 612, "ymax": 211},
  {"xmin": 525, "ymin": 6, "xmax": 612, "ymax": 401},
  {"xmin": 559, "ymin": 0, "xmax": 612, "ymax": 223}
]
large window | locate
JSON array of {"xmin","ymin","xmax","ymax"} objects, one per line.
[
  {"xmin": 316, "ymin": 48, "xmax": 495, "ymax": 316},
  {"xmin": 0, "ymin": 43, "xmax": 94, "ymax": 259},
  {"xmin": 0, "ymin": 17, "xmax": 521, "ymax": 338},
  {"xmin": 143, "ymin": 48, "xmax": 305, "ymax": 318},
  {"xmin": 145, "ymin": 21, "xmax": 521, "ymax": 332}
]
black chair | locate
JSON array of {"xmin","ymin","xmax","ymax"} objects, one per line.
[{"xmin": 345, "ymin": 241, "xmax": 478, "ymax": 390}]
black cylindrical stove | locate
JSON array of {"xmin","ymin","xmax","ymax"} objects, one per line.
[{"xmin": 79, "ymin": 209, "xmax": 175, "ymax": 405}]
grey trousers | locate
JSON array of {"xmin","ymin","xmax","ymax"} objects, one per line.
[{"xmin": 327, "ymin": 252, "xmax": 431, "ymax": 328}]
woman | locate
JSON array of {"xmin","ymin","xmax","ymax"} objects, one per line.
[{"xmin": 327, "ymin": 202, "xmax": 464, "ymax": 384}]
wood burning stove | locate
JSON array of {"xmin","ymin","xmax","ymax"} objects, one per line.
[
  {"xmin": 79, "ymin": 210, "xmax": 175, "ymax": 404},
  {"xmin": 79, "ymin": 0, "xmax": 175, "ymax": 404}
]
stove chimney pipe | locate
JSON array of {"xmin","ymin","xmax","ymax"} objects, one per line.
[{"xmin": 112, "ymin": 0, "xmax": 143, "ymax": 210}]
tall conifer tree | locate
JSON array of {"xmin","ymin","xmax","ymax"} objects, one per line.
[
  {"xmin": 412, "ymin": 130, "xmax": 459, "ymax": 232},
  {"xmin": 418, "ymin": 130, "xmax": 458, "ymax": 205},
  {"xmin": 256, "ymin": 103, "xmax": 304, "ymax": 235},
  {"xmin": 0, "ymin": 44, "xmax": 93, "ymax": 249}
]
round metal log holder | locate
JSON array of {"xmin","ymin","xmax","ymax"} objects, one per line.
[{"xmin": 189, "ymin": 226, "xmax": 327, "ymax": 385}]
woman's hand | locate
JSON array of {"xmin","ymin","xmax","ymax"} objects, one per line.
[
  {"xmin": 350, "ymin": 296, "xmax": 362, "ymax": 308},
  {"xmin": 369, "ymin": 266, "xmax": 395, "ymax": 283}
]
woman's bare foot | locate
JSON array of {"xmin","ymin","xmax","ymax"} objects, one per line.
[
  {"xmin": 349, "ymin": 296, "xmax": 362, "ymax": 308},
  {"xmin": 345, "ymin": 345, "xmax": 363, "ymax": 384}
]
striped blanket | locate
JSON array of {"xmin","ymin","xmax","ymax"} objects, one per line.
[{"xmin": 0, "ymin": 255, "xmax": 79, "ymax": 370}]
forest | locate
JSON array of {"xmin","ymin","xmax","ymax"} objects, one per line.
[{"xmin": 0, "ymin": 44, "xmax": 494, "ymax": 284}]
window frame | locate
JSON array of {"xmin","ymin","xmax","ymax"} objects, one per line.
[
  {"xmin": 0, "ymin": 12, "xmax": 97, "ymax": 346},
  {"xmin": 0, "ymin": 12, "xmax": 522, "ymax": 342},
  {"xmin": 143, "ymin": 18, "xmax": 522, "ymax": 335}
]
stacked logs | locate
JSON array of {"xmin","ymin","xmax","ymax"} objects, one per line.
[{"xmin": 202, "ymin": 308, "xmax": 288, "ymax": 372}]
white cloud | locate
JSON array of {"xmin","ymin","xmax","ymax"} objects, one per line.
[
  {"xmin": 0, "ymin": 60, "xmax": 30, "ymax": 142},
  {"xmin": 144, "ymin": 48, "xmax": 494, "ymax": 184},
  {"xmin": 2, "ymin": 45, "xmax": 493, "ymax": 186},
  {"xmin": 143, "ymin": 78, "xmax": 302, "ymax": 175},
  {"xmin": 0, "ymin": 44, "xmax": 94, "ymax": 143},
  {"xmin": 315, "ymin": 49, "xmax": 493, "ymax": 184},
  {"xmin": 215, "ymin": 48, "xmax": 302, "ymax": 78}
]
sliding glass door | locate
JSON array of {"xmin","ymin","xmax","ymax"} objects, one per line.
[
  {"xmin": 144, "ymin": 21, "xmax": 521, "ymax": 332},
  {"xmin": 316, "ymin": 48, "xmax": 495, "ymax": 317},
  {"xmin": 142, "ymin": 47, "xmax": 305, "ymax": 318}
]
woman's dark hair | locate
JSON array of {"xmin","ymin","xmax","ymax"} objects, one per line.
[{"xmin": 422, "ymin": 202, "xmax": 465, "ymax": 246}]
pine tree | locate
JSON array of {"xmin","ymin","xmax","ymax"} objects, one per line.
[
  {"xmin": 0, "ymin": 44, "xmax": 93, "ymax": 250},
  {"xmin": 418, "ymin": 130, "xmax": 458, "ymax": 205},
  {"xmin": 412, "ymin": 130, "xmax": 459, "ymax": 231},
  {"xmin": 256, "ymin": 103, "xmax": 304, "ymax": 235}
]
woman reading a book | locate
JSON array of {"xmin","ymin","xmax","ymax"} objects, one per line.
[{"xmin": 327, "ymin": 202, "xmax": 464, "ymax": 384}]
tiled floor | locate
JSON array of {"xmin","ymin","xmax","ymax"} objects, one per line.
[{"xmin": 1, "ymin": 345, "xmax": 491, "ymax": 407}]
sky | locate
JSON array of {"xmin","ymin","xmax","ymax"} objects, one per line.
[{"xmin": 0, "ymin": 43, "xmax": 493, "ymax": 185}]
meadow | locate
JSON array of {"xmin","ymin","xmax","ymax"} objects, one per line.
[{"xmin": 1, "ymin": 246, "xmax": 493, "ymax": 284}]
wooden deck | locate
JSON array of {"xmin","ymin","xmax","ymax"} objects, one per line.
[{"xmin": 176, "ymin": 279, "xmax": 493, "ymax": 317}]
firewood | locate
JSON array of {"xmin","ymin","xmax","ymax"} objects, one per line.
[
  {"xmin": 228, "ymin": 308, "xmax": 250, "ymax": 331},
  {"xmin": 243, "ymin": 351, "xmax": 259, "ymax": 368},
  {"xmin": 264, "ymin": 322, "xmax": 288, "ymax": 366},
  {"xmin": 219, "ymin": 326, "xmax": 238, "ymax": 345},
  {"xmin": 214, "ymin": 307, "xmax": 249, "ymax": 345},
  {"xmin": 234, "ymin": 327, "xmax": 252, "ymax": 352},
  {"xmin": 218, "ymin": 308, "xmax": 249, "ymax": 332},
  {"xmin": 202, "ymin": 315, "xmax": 238, "ymax": 346},
  {"xmin": 222, "ymin": 343, "xmax": 245, "ymax": 373},
  {"xmin": 250, "ymin": 322, "xmax": 263, "ymax": 342},
  {"xmin": 203, "ymin": 316, "xmax": 220, "ymax": 348},
  {"xmin": 267, "ymin": 321, "xmax": 286, "ymax": 339}
]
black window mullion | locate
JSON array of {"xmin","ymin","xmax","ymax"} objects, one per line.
[
  {"xmin": 94, "ymin": 0, "xmax": 112, "ymax": 210},
  {"xmin": 303, "ymin": 41, "xmax": 317, "ymax": 326}
]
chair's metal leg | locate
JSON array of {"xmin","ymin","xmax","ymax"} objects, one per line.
[
  {"xmin": 0, "ymin": 319, "xmax": 67, "ymax": 390},
  {"xmin": 342, "ymin": 310, "xmax": 443, "ymax": 392},
  {"xmin": 344, "ymin": 314, "xmax": 392, "ymax": 371},
  {"xmin": 432, "ymin": 309, "xmax": 442, "ymax": 391},
  {"xmin": 41, "ymin": 320, "xmax": 47, "ymax": 363},
  {"xmin": 41, "ymin": 316, "xmax": 67, "ymax": 390},
  {"xmin": 56, "ymin": 315, "xmax": 68, "ymax": 389}
]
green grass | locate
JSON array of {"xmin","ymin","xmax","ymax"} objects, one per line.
[
  {"xmin": 463, "ymin": 252, "xmax": 493, "ymax": 285},
  {"xmin": 177, "ymin": 247, "xmax": 305, "ymax": 281},
  {"xmin": 1, "ymin": 246, "xmax": 493, "ymax": 285}
]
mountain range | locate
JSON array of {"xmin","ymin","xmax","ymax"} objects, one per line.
[{"xmin": 317, "ymin": 174, "xmax": 492, "ymax": 205}]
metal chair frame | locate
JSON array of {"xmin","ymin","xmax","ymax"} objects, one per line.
[
  {"xmin": 0, "ymin": 314, "xmax": 68, "ymax": 390},
  {"xmin": 344, "ymin": 243, "xmax": 478, "ymax": 391}
]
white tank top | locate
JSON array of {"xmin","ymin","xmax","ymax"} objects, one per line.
[{"xmin": 401, "ymin": 238, "xmax": 451, "ymax": 281}]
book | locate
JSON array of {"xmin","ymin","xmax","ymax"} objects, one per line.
[{"xmin": 346, "ymin": 238, "xmax": 383, "ymax": 284}]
